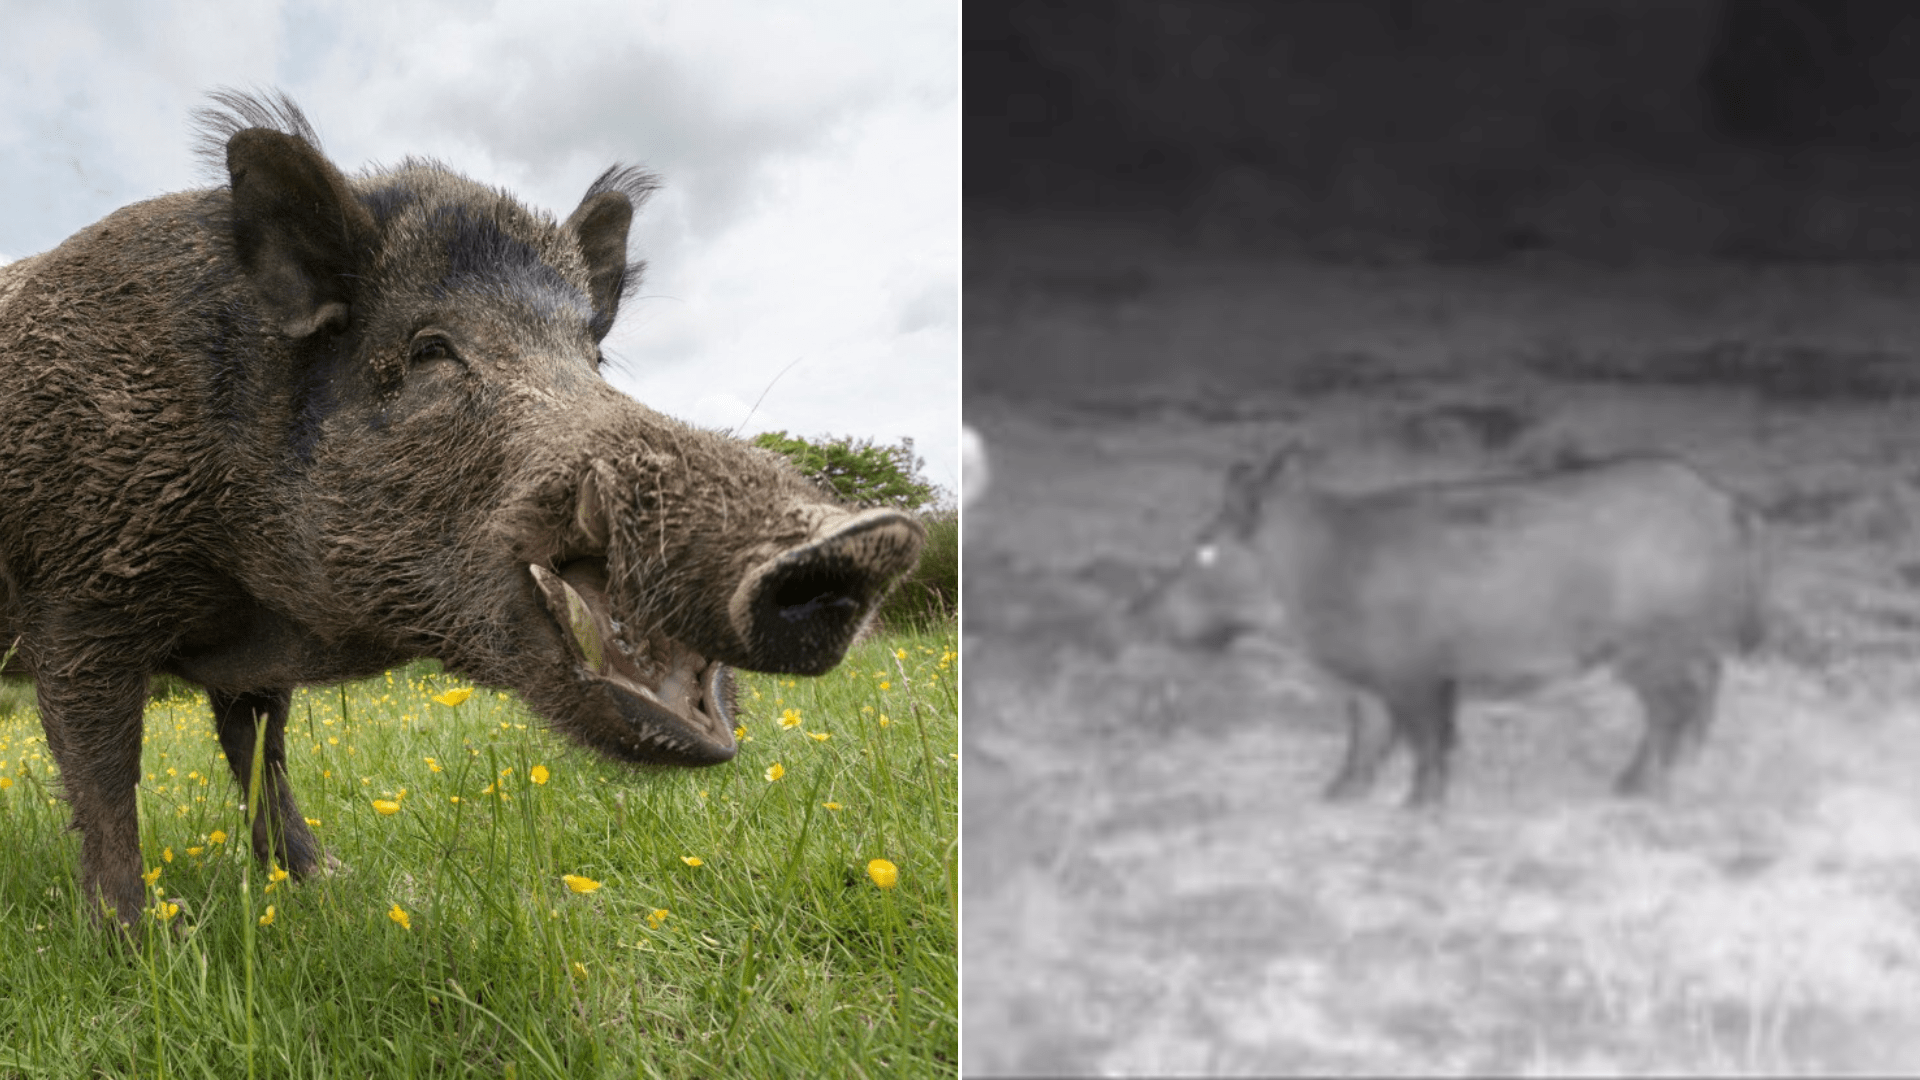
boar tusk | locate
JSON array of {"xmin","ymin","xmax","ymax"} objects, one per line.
[
  {"xmin": 574, "ymin": 462, "xmax": 612, "ymax": 552},
  {"xmin": 529, "ymin": 564, "xmax": 607, "ymax": 675}
]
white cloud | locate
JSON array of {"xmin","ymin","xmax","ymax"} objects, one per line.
[{"xmin": 0, "ymin": 0, "xmax": 958, "ymax": 496}]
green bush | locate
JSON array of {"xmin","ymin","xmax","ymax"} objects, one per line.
[
  {"xmin": 751, "ymin": 430, "xmax": 956, "ymax": 631},
  {"xmin": 879, "ymin": 511, "xmax": 957, "ymax": 632},
  {"xmin": 753, "ymin": 431, "xmax": 943, "ymax": 512}
]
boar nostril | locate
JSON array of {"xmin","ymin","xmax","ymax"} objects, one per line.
[
  {"xmin": 771, "ymin": 572, "xmax": 863, "ymax": 624},
  {"xmin": 730, "ymin": 508, "xmax": 925, "ymax": 674}
]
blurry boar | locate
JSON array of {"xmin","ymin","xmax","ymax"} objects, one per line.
[
  {"xmin": 1139, "ymin": 448, "xmax": 1763, "ymax": 806},
  {"xmin": 0, "ymin": 91, "xmax": 924, "ymax": 930}
]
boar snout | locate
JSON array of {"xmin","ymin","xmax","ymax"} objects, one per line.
[
  {"xmin": 732, "ymin": 507, "xmax": 926, "ymax": 674},
  {"xmin": 525, "ymin": 463, "xmax": 924, "ymax": 766}
]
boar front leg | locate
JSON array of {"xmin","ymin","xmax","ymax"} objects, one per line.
[
  {"xmin": 37, "ymin": 669, "xmax": 150, "ymax": 930},
  {"xmin": 211, "ymin": 689, "xmax": 321, "ymax": 878}
]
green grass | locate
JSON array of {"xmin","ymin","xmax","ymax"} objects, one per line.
[{"xmin": 0, "ymin": 627, "xmax": 957, "ymax": 1077}]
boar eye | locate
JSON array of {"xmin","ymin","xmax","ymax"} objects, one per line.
[
  {"xmin": 1195, "ymin": 543, "xmax": 1220, "ymax": 569},
  {"xmin": 409, "ymin": 334, "xmax": 460, "ymax": 366}
]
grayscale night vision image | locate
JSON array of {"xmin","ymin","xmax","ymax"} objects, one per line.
[{"xmin": 962, "ymin": 2, "xmax": 1920, "ymax": 1074}]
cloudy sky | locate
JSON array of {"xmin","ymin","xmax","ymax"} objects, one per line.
[{"xmin": 0, "ymin": 0, "xmax": 960, "ymax": 500}]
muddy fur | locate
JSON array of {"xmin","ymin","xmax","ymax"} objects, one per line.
[
  {"xmin": 0, "ymin": 91, "xmax": 923, "ymax": 931},
  {"xmin": 1146, "ymin": 451, "xmax": 1764, "ymax": 807}
]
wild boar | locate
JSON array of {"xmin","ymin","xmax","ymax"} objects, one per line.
[
  {"xmin": 0, "ymin": 90, "xmax": 925, "ymax": 930},
  {"xmin": 1138, "ymin": 448, "xmax": 1764, "ymax": 806}
]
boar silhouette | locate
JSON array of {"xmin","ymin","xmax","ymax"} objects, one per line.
[{"xmin": 1141, "ymin": 449, "xmax": 1763, "ymax": 806}]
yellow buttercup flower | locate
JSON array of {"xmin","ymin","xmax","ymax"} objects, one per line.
[
  {"xmin": 530, "ymin": 765, "xmax": 550, "ymax": 785},
  {"xmin": 822, "ymin": 802, "xmax": 844, "ymax": 811},
  {"xmin": 764, "ymin": 762, "xmax": 785, "ymax": 782},
  {"xmin": 372, "ymin": 799, "xmax": 400, "ymax": 815},
  {"xmin": 209, "ymin": 829, "xmax": 227, "ymax": 845},
  {"xmin": 646, "ymin": 908, "xmax": 670, "ymax": 929},
  {"xmin": 866, "ymin": 859, "xmax": 898, "ymax": 890},
  {"xmin": 431, "ymin": 687, "xmax": 473, "ymax": 707},
  {"xmin": 153, "ymin": 901, "xmax": 179, "ymax": 922},
  {"xmin": 808, "ymin": 731, "xmax": 830, "ymax": 742},
  {"xmin": 562, "ymin": 874, "xmax": 602, "ymax": 894},
  {"xmin": 388, "ymin": 904, "xmax": 411, "ymax": 930},
  {"xmin": 779, "ymin": 709, "xmax": 802, "ymax": 730},
  {"xmin": 258, "ymin": 905, "xmax": 276, "ymax": 927},
  {"xmin": 681, "ymin": 856, "xmax": 703, "ymax": 867}
]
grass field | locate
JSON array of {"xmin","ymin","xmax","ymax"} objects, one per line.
[{"xmin": 0, "ymin": 627, "xmax": 956, "ymax": 1077}]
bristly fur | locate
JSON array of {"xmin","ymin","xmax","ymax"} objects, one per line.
[
  {"xmin": 192, "ymin": 87, "xmax": 323, "ymax": 181},
  {"xmin": 580, "ymin": 164, "xmax": 662, "ymax": 308}
]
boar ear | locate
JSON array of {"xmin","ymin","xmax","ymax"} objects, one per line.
[
  {"xmin": 566, "ymin": 166, "xmax": 659, "ymax": 342},
  {"xmin": 226, "ymin": 128, "xmax": 374, "ymax": 339},
  {"xmin": 1221, "ymin": 445, "xmax": 1308, "ymax": 537},
  {"xmin": 1259, "ymin": 444, "xmax": 1305, "ymax": 486}
]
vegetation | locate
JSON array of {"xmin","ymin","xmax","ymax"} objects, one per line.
[
  {"xmin": 755, "ymin": 430, "xmax": 959, "ymax": 634},
  {"xmin": 0, "ymin": 628, "xmax": 957, "ymax": 1076},
  {"xmin": 878, "ymin": 511, "xmax": 959, "ymax": 632},
  {"xmin": 753, "ymin": 432, "xmax": 942, "ymax": 512}
]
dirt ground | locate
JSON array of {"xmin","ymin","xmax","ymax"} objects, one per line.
[{"xmin": 961, "ymin": 215, "xmax": 1920, "ymax": 1076}]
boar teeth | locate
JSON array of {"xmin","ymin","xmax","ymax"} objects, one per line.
[
  {"xmin": 561, "ymin": 581, "xmax": 604, "ymax": 673},
  {"xmin": 574, "ymin": 462, "xmax": 612, "ymax": 552},
  {"xmin": 529, "ymin": 563, "xmax": 607, "ymax": 675}
]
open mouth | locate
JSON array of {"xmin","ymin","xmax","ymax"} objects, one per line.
[
  {"xmin": 528, "ymin": 557, "xmax": 738, "ymax": 764},
  {"xmin": 517, "ymin": 462, "xmax": 926, "ymax": 765}
]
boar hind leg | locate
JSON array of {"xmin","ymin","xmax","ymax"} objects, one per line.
[
  {"xmin": 211, "ymin": 689, "xmax": 321, "ymax": 877},
  {"xmin": 1616, "ymin": 652, "xmax": 1721, "ymax": 798},
  {"xmin": 1388, "ymin": 682, "xmax": 1458, "ymax": 810},
  {"xmin": 1323, "ymin": 693, "xmax": 1399, "ymax": 802},
  {"xmin": 37, "ymin": 671, "xmax": 150, "ymax": 930},
  {"xmin": 1672, "ymin": 654, "xmax": 1724, "ymax": 765}
]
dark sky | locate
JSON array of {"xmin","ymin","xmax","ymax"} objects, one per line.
[{"xmin": 964, "ymin": 0, "xmax": 1920, "ymax": 260}]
